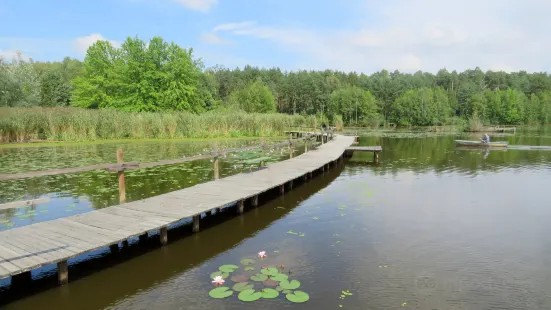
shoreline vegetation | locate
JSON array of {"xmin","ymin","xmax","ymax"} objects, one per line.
[
  {"xmin": 2, "ymin": 35, "xmax": 551, "ymax": 144},
  {"xmin": 0, "ymin": 107, "xmax": 318, "ymax": 143}
]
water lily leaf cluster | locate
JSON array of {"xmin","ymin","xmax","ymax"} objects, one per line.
[{"xmin": 207, "ymin": 252, "xmax": 309, "ymax": 303}]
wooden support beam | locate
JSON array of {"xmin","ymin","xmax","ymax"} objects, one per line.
[
  {"xmin": 374, "ymin": 152, "xmax": 379, "ymax": 162},
  {"xmin": 160, "ymin": 226, "xmax": 168, "ymax": 245},
  {"xmin": 251, "ymin": 195, "xmax": 258, "ymax": 207},
  {"xmin": 192, "ymin": 215, "xmax": 200, "ymax": 233},
  {"xmin": 237, "ymin": 199, "xmax": 244, "ymax": 214},
  {"xmin": 117, "ymin": 148, "xmax": 127, "ymax": 204},
  {"xmin": 279, "ymin": 184, "xmax": 285, "ymax": 195},
  {"xmin": 58, "ymin": 260, "xmax": 68, "ymax": 285},
  {"xmin": 303, "ymin": 174, "xmax": 308, "ymax": 181},
  {"xmin": 290, "ymin": 145, "xmax": 294, "ymax": 159},
  {"xmin": 122, "ymin": 240, "xmax": 129, "ymax": 247},
  {"xmin": 304, "ymin": 142, "xmax": 308, "ymax": 152},
  {"xmin": 288, "ymin": 180, "xmax": 293, "ymax": 190},
  {"xmin": 308, "ymin": 172, "xmax": 312, "ymax": 179}
]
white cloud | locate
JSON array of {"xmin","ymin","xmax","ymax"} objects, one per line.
[
  {"xmin": 73, "ymin": 33, "xmax": 120, "ymax": 54},
  {"xmin": 200, "ymin": 32, "xmax": 232, "ymax": 45},
  {"xmin": 213, "ymin": 21, "xmax": 256, "ymax": 32},
  {"xmin": 213, "ymin": 0, "xmax": 551, "ymax": 73},
  {"xmin": 174, "ymin": 0, "xmax": 217, "ymax": 12}
]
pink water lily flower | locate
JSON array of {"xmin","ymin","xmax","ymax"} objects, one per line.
[
  {"xmin": 212, "ymin": 276, "xmax": 225, "ymax": 286},
  {"xmin": 258, "ymin": 251, "xmax": 267, "ymax": 259}
]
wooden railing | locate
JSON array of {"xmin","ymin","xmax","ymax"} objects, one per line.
[{"xmin": 0, "ymin": 133, "xmax": 336, "ymax": 209}]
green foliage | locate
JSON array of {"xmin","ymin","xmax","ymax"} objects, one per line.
[
  {"xmin": 72, "ymin": 36, "xmax": 203, "ymax": 112},
  {"xmin": 0, "ymin": 52, "xmax": 40, "ymax": 107},
  {"xmin": 0, "ymin": 107, "xmax": 318, "ymax": 143},
  {"xmin": 39, "ymin": 70, "xmax": 71, "ymax": 107},
  {"xmin": 228, "ymin": 80, "xmax": 276, "ymax": 113},
  {"xmin": 329, "ymin": 86, "xmax": 379, "ymax": 126},
  {"xmin": 391, "ymin": 87, "xmax": 453, "ymax": 126}
]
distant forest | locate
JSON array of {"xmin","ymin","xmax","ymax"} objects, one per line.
[{"xmin": 1, "ymin": 36, "xmax": 551, "ymax": 126}]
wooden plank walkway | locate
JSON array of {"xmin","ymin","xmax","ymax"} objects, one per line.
[
  {"xmin": 0, "ymin": 135, "xmax": 355, "ymax": 285},
  {"xmin": 345, "ymin": 146, "xmax": 383, "ymax": 162}
]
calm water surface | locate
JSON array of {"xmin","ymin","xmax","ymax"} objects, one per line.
[{"xmin": 2, "ymin": 128, "xmax": 551, "ymax": 310}]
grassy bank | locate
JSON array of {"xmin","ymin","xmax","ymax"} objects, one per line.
[{"xmin": 0, "ymin": 107, "xmax": 319, "ymax": 143}]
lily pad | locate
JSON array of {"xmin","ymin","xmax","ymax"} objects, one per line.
[
  {"xmin": 244, "ymin": 267, "xmax": 255, "ymax": 271},
  {"xmin": 286, "ymin": 291, "xmax": 310, "ymax": 303},
  {"xmin": 261, "ymin": 288, "xmax": 279, "ymax": 299},
  {"xmin": 263, "ymin": 279, "xmax": 279, "ymax": 287},
  {"xmin": 232, "ymin": 282, "xmax": 254, "ymax": 292},
  {"xmin": 279, "ymin": 279, "xmax": 301, "ymax": 290},
  {"xmin": 282, "ymin": 289, "xmax": 293, "ymax": 294},
  {"xmin": 219, "ymin": 264, "xmax": 239, "ymax": 273},
  {"xmin": 209, "ymin": 287, "xmax": 234, "ymax": 299},
  {"xmin": 238, "ymin": 289, "xmax": 262, "ymax": 302},
  {"xmin": 270, "ymin": 273, "xmax": 288, "ymax": 282},
  {"xmin": 250, "ymin": 273, "xmax": 268, "ymax": 282},
  {"xmin": 260, "ymin": 267, "xmax": 279, "ymax": 276},
  {"xmin": 240, "ymin": 258, "xmax": 256, "ymax": 266},
  {"xmin": 210, "ymin": 271, "xmax": 230, "ymax": 279},
  {"xmin": 231, "ymin": 274, "xmax": 249, "ymax": 282},
  {"xmin": 276, "ymin": 286, "xmax": 283, "ymax": 291}
]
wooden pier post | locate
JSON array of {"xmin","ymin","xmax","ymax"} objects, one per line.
[
  {"xmin": 58, "ymin": 260, "xmax": 68, "ymax": 285},
  {"xmin": 160, "ymin": 226, "xmax": 168, "ymax": 245},
  {"xmin": 304, "ymin": 141, "xmax": 308, "ymax": 152},
  {"xmin": 109, "ymin": 243, "xmax": 119, "ymax": 253},
  {"xmin": 288, "ymin": 180, "xmax": 293, "ymax": 190},
  {"xmin": 117, "ymin": 148, "xmax": 126, "ymax": 204},
  {"xmin": 213, "ymin": 157, "xmax": 220, "ymax": 180},
  {"xmin": 139, "ymin": 233, "xmax": 148, "ymax": 243},
  {"xmin": 374, "ymin": 152, "xmax": 379, "ymax": 163},
  {"xmin": 192, "ymin": 215, "xmax": 200, "ymax": 233},
  {"xmin": 279, "ymin": 184, "xmax": 285, "ymax": 195},
  {"xmin": 251, "ymin": 195, "xmax": 258, "ymax": 207},
  {"xmin": 290, "ymin": 144, "xmax": 294, "ymax": 159},
  {"xmin": 237, "ymin": 200, "xmax": 244, "ymax": 214}
]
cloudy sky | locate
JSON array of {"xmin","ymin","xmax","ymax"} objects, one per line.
[{"xmin": 1, "ymin": 0, "xmax": 550, "ymax": 73}]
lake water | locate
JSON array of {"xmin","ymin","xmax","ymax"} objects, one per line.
[{"xmin": 2, "ymin": 128, "xmax": 551, "ymax": 310}]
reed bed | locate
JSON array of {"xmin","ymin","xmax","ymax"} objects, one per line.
[{"xmin": 0, "ymin": 107, "xmax": 319, "ymax": 143}]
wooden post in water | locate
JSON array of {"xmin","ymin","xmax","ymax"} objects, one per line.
[
  {"xmin": 251, "ymin": 195, "xmax": 259, "ymax": 207},
  {"xmin": 289, "ymin": 141, "xmax": 294, "ymax": 159},
  {"xmin": 279, "ymin": 184, "xmax": 285, "ymax": 195},
  {"xmin": 237, "ymin": 199, "xmax": 244, "ymax": 214},
  {"xmin": 58, "ymin": 260, "xmax": 68, "ymax": 285},
  {"xmin": 213, "ymin": 157, "xmax": 220, "ymax": 180},
  {"xmin": 117, "ymin": 148, "xmax": 126, "ymax": 204},
  {"xmin": 213, "ymin": 143, "xmax": 220, "ymax": 180},
  {"xmin": 192, "ymin": 215, "xmax": 200, "ymax": 233},
  {"xmin": 374, "ymin": 152, "xmax": 379, "ymax": 163},
  {"xmin": 160, "ymin": 226, "xmax": 168, "ymax": 245}
]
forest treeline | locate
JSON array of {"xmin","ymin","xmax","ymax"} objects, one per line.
[{"xmin": 2, "ymin": 36, "xmax": 551, "ymax": 127}]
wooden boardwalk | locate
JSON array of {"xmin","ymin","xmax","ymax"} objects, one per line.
[
  {"xmin": 0, "ymin": 135, "xmax": 355, "ymax": 285},
  {"xmin": 345, "ymin": 146, "xmax": 383, "ymax": 162}
]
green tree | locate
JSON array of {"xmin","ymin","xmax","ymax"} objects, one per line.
[
  {"xmin": 0, "ymin": 52, "xmax": 40, "ymax": 107},
  {"xmin": 228, "ymin": 79, "xmax": 276, "ymax": 113},
  {"xmin": 391, "ymin": 87, "xmax": 453, "ymax": 126},
  {"xmin": 329, "ymin": 86, "xmax": 379, "ymax": 125},
  {"xmin": 39, "ymin": 70, "xmax": 71, "ymax": 106}
]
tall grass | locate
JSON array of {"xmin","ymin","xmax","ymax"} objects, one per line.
[{"xmin": 0, "ymin": 107, "xmax": 319, "ymax": 143}]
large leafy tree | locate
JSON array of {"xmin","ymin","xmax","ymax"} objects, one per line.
[
  {"xmin": 329, "ymin": 86, "xmax": 379, "ymax": 125},
  {"xmin": 72, "ymin": 36, "xmax": 203, "ymax": 112},
  {"xmin": 227, "ymin": 79, "xmax": 276, "ymax": 113}
]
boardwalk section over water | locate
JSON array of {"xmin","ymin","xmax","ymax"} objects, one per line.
[
  {"xmin": 0, "ymin": 135, "xmax": 355, "ymax": 286},
  {"xmin": 345, "ymin": 146, "xmax": 383, "ymax": 162}
]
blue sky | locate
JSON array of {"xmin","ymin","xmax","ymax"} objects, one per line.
[{"xmin": 1, "ymin": 0, "xmax": 551, "ymax": 73}]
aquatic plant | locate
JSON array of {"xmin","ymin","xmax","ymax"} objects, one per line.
[
  {"xmin": 258, "ymin": 251, "xmax": 267, "ymax": 259},
  {"xmin": 212, "ymin": 276, "xmax": 225, "ymax": 286},
  {"xmin": 207, "ymin": 252, "xmax": 309, "ymax": 303}
]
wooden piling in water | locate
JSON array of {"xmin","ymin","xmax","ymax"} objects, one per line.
[
  {"xmin": 213, "ymin": 157, "xmax": 220, "ymax": 180},
  {"xmin": 251, "ymin": 195, "xmax": 258, "ymax": 207},
  {"xmin": 117, "ymin": 148, "xmax": 126, "ymax": 204},
  {"xmin": 160, "ymin": 226, "xmax": 168, "ymax": 245},
  {"xmin": 57, "ymin": 261, "xmax": 68, "ymax": 285},
  {"xmin": 237, "ymin": 200, "xmax": 244, "ymax": 214},
  {"xmin": 192, "ymin": 215, "xmax": 200, "ymax": 233}
]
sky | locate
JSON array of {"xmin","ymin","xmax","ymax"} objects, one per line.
[{"xmin": 1, "ymin": 0, "xmax": 551, "ymax": 74}]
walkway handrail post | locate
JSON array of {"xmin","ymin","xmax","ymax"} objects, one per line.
[{"xmin": 117, "ymin": 148, "xmax": 126, "ymax": 204}]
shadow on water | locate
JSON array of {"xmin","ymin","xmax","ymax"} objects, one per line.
[{"xmin": 0, "ymin": 163, "xmax": 345, "ymax": 309}]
